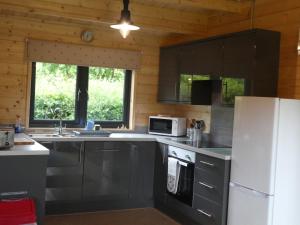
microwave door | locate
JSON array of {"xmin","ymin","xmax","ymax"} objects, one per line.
[{"xmin": 150, "ymin": 119, "xmax": 172, "ymax": 134}]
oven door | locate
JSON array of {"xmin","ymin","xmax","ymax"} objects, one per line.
[
  {"xmin": 149, "ymin": 118, "xmax": 173, "ymax": 135},
  {"xmin": 167, "ymin": 158, "xmax": 195, "ymax": 206}
]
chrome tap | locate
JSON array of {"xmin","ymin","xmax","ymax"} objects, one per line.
[
  {"xmin": 58, "ymin": 117, "xmax": 63, "ymax": 135},
  {"xmin": 54, "ymin": 108, "xmax": 63, "ymax": 135}
]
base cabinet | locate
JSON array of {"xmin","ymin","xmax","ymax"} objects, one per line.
[
  {"xmin": 0, "ymin": 155, "xmax": 48, "ymax": 225},
  {"xmin": 83, "ymin": 142, "xmax": 131, "ymax": 201},
  {"xmin": 41, "ymin": 141, "xmax": 84, "ymax": 203},
  {"xmin": 154, "ymin": 144, "xmax": 231, "ymax": 225},
  {"xmin": 154, "ymin": 143, "xmax": 168, "ymax": 205},
  {"xmin": 42, "ymin": 141, "xmax": 155, "ymax": 214}
]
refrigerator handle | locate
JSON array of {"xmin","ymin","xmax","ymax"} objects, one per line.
[{"xmin": 230, "ymin": 182, "xmax": 271, "ymax": 198}]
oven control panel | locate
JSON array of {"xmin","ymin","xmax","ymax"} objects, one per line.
[{"xmin": 168, "ymin": 146, "xmax": 196, "ymax": 163}]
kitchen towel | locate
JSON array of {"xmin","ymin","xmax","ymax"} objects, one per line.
[{"xmin": 167, "ymin": 157, "xmax": 181, "ymax": 194}]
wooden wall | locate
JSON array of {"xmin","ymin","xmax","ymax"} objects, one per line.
[
  {"xmin": 0, "ymin": 13, "xmax": 209, "ymax": 129},
  {"xmin": 2, "ymin": 0, "xmax": 297, "ymax": 130}
]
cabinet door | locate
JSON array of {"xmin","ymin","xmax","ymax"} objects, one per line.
[
  {"xmin": 179, "ymin": 40, "xmax": 223, "ymax": 76},
  {"xmin": 127, "ymin": 142, "xmax": 156, "ymax": 204},
  {"xmin": 41, "ymin": 141, "xmax": 84, "ymax": 202},
  {"xmin": 154, "ymin": 143, "xmax": 168, "ymax": 205},
  {"xmin": 83, "ymin": 142, "xmax": 131, "ymax": 200},
  {"xmin": 158, "ymin": 47, "xmax": 180, "ymax": 102},
  {"xmin": 223, "ymin": 33, "xmax": 255, "ymax": 79}
]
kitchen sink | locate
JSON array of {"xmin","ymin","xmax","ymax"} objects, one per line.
[{"xmin": 28, "ymin": 133, "xmax": 75, "ymax": 138}]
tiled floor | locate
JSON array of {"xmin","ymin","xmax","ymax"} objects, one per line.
[{"xmin": 44, "ymin": 208, "xmax": 180, "ymax": 225}]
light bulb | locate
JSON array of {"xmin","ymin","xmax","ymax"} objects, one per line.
[{"xmin": 110, "ymin": 22, "xmax": 140, "ymax": 39}]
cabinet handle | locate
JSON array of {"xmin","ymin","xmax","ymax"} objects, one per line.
[
  {"xmin": 99, "ymin": 149, "xmax": 120, "ymax": 152},
  {"xmin": 198, "ymin": 182, "xmax": 214, "ymax": 190},
  {"xmin": 174, "ymin": 83, "xmax": 177, "ymax": 98},
  {"xmin": 199, "ymin": 160, "xmax": 215, "ymax": 167},
  {"xmin": 197, "ymin": 209, "xmax": 213, "ymax": 218}
]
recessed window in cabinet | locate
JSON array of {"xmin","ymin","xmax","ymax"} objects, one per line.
[{"xmin": 179, "ymin": 74, "xmax": 210, "ymax": 103}]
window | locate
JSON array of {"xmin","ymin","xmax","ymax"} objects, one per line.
[{"xmin": 30, "ymin": 62, "xmax": 132, "ymax": 128}]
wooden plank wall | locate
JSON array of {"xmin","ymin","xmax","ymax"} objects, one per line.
[
  {"xmin": 206, "ymin": 0, "xmax": 300, "ymax": 99},
  {"xmin": 0, "ymin": 13, "xmax": 210, "ymax": 129}
]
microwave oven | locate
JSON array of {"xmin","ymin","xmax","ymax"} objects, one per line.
[{"xmin": 148, "ymin": 116, "xmax": 186, "ymax": 137}]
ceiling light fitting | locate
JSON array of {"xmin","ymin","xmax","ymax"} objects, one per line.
[{"xmin": 110, "ymin": 0, "xmax": 140, "ymax": 39}]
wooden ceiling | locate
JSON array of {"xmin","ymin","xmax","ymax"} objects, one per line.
[{"xmin": 0, "ymin": 0, "xmax": 252, "ymax": 35}]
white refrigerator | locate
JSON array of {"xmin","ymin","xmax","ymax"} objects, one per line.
[{"xmin": 228, "ymin": 97, "xmax": 300, "ymax": 225}]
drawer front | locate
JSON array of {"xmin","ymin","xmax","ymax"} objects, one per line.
[
  {"xmin": 194, "ymin": 168, "xmax": 224, "ymax": 204},
  {"xmin": 193, "ymin": 194, "xmax": 222, "ymax": 225},
  {"xmin": 85, "ymin": 141, "xmax": 122, "ymax": 150},
  {"xmin": 195, "ymin": 154, "xmax": 225, "ymax": 178}
]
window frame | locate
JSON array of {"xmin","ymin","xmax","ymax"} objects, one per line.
[{"xmin": 29, "ymin": 62, "xmax": 132, "ymax": 128}]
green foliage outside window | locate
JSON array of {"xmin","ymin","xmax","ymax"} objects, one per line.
[{"xmin": 33, "ymin": 62, "xmax": 125, "ymax": 121}]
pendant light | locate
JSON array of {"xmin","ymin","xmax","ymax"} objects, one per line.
[{"xmin": 110, "ymin": 0, "xmax": 140, "ymax": 39}]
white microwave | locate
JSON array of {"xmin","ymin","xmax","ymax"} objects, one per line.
[{"xmin": 148, "ymin": 116, "xmax": 186, "ymax": 137}]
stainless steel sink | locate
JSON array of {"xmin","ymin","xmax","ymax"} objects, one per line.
[{"xmin": 29, "ymin": 133, "xmax": 75, "ymax": 138}]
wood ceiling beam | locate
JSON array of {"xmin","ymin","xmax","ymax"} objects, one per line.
[
  {"xmin": 0, "ymin": 0, "xmax": 208, "ymax": 35},
  {"xmin": 141, "ymin": 0, "xmax": 252, "ymax": 13}
]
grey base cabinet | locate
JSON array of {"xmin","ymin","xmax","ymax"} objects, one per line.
[
  {"xmin": 83, "ymin": 141, "xmax": 156, "ymax": 208},
  {"xmin": 43, "ymin": 141, "xmax": 156, "ymax": 214},
  {"xmin": 0, "ymin": 155, "xmax": 48, "ymax": 225},
  {"xmin": 41, "ymin": 141, "xmax": 84, "ymax": 204},
  {"xmin": 154, "ymin": 144, "xmax": 231, "ymax": 225},
  {"xmin": 83, "ymin": 142, "xmax": 132, "ymax": 201}
]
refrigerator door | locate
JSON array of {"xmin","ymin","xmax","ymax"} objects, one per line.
[
  {"xmin": 228, "ymin": 183, "xmax": 274, "ymax": 225},
  {"xmin": 231, "ymin": 97, "xmax": 279, "ymax": 195}
]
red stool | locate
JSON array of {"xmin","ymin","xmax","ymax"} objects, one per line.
[{"xmin": 0, "ymin": 198, "xmax": 37, "ymax": 225}]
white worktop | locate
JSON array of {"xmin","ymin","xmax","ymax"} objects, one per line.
[
  {"xmin": 0, "ymin": 134, "xmax": 49, "ymax": 156},
  {"xmin": 27, "ymin": 132, "xmax": 231, "ymax": 160}
]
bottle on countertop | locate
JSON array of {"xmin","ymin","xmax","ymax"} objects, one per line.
[{"xmin": 15, "ymin": 116, "xmax": 22, "ymax": 133}]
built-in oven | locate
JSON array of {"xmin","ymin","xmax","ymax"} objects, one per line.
[{"xmin": 167, "ymin": 145, "xmax": 195, "ymax": 206}]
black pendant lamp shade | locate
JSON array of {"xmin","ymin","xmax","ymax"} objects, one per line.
[{"xmin": 110, "ymin": 0, "xmax": 140, "ymax": 38}]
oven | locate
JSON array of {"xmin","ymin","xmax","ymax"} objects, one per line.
[{"xmin": 167, "ymin": 146, "xmax": 195, "ymax": 206}]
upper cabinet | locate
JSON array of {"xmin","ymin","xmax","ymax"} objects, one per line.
[
  {"xmin": 157, "ymin": 29, "xmax": 280, "ymax": 104},
  {"xmin": 158, "ymin": 47, "xmax": 180, "ymax": 102},
  {"xmin": 223, "ymin": 33, "xmax": 255, "ymax": 79},
  {"xmin": 178, "ymin": 40, "xmax": 223, "ymax": 76}
]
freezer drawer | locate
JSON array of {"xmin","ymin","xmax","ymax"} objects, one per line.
[{"xmin": 227, "ymin": 183, "xmax": 274, "ymax": 225}]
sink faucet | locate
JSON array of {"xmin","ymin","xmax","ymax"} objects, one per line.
[
  {"xmin": 58, "ymin": 117, "xmax": 63, "ymax": 135},
  {"xmin": 54, "ymin": 108, "xmax": 64, "ymax": 135}
]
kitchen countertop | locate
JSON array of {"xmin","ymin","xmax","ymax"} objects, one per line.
[
  {"xmin": 28, "ymin": 132, "xmax": 231, "ymax": 160},
  {"xmin": 0, "ymin": 133, "xmax": 49, "ymax": 156}
]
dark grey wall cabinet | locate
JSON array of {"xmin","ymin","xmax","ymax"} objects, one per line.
[
  {"xmin": 223, "ymin": 33, "xmax": 255, "ymax": 79},
  {"xmin": 0, "ymin": 155, "xmax": 48, "ymax": 225},
  {"xmin": 41, "ymin": 141, "xmax": 84, "ymax": 203},
  {"xmin": 179, "ymin": 40, "xmax": 223, "ymax": 76},
  {"xmin": 158, "ymin": 47, "xmax": 180, "ymax": 102},
  {"xmin": 158, "ymin": 29, "xmax": 280, "ymax": 104}
]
